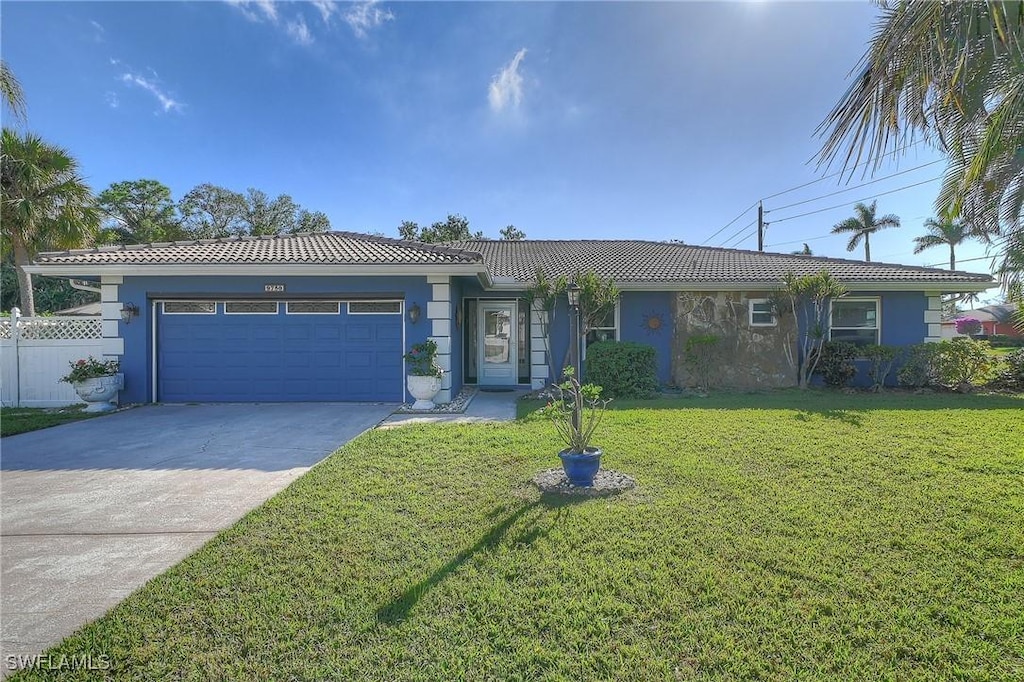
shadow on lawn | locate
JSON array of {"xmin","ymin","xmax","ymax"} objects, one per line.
[
  {"xmin": 375, "ymin": 495, "xmax": 583, "ymax": 624},
  {"xmin": 794, "ymin": 409, "xmax": 864, "ymax": 426}
]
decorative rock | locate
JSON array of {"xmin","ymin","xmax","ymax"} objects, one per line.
[
  {"xmin": 531, "ymin": 468, "xmax": 637, "ymax": 497},
  {"xmin": 396, "ymin": 386, "xmax": 476, "ymax": 414}
]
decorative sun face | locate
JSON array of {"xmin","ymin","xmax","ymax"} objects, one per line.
[{"xmin": 643, "ymin": 312, "xmax": 663, "ymax": 334}]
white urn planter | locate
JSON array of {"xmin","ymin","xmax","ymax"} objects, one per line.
[
  {"xmin": 73, "ymin": 374, "xmax": 124, "ymax": 413},
  {"xmin": 407, "ymin": 374, "xmax": 442, "ymax": 410}
]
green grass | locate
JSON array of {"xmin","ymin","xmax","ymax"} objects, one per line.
[
  {"xmin": 0, "ymin": 405, "xmax": 97, "ymax": 437},
  {"xmin": 16, "ymin": 392, "xmax": 1024, "ymax": 681}
]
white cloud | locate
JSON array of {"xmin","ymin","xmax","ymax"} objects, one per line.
[
  {"xmin": 89, "ymin": 20, "xmax": 105, "ymax": 42},
  {"xmin": 344, "ymin": 0, "xmax": 394, "ymax": 38},
  {"xmin": 312, "ymin": 0, "xmax": 336, "ymax": 24},
  {"xmin": 120, "ymin": 72, "xmax": 183, "ymax": 113},
  {"xmin": 226, "ymin": 0, "xmax": 278, "ymax": 24},
  {"xmin": 286, "ymin": 17, "xmax": 314, "ymax": 46},
  {"xmin": 488, "ymin": 48, "xmax": 528, "ymax": 114},
  {"xmin": 105, "ymin": 91, "xmax": 119, "ymax": 109}
]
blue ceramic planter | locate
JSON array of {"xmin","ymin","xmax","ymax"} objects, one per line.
[{"xmin": 558, "ymin": 448, "xmax": 602, "ymax": 487}]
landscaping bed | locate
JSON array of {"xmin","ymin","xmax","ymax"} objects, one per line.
[{"xmin": 14, "ymin": 391, "xmax": 1023, "ymax": 680}]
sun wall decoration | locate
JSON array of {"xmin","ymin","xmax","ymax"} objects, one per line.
[{"xmin": 642, "ymin": 311, "xmax": 664, "ymax": 335}]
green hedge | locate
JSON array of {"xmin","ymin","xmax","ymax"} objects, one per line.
[{"xmin": 584, "ymin": 341, "xmax": 659, "ymax": 399}]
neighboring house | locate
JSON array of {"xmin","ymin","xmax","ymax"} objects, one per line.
[
  {"xmin": 54, "ymin": 302, "xmax": 102, "ymax": 316},
  {"xmin": 940, "ymin": 304, "xmax": 1021, "ymax": 339},
  {"xmin": 25, "ymin": 232, "xmax": 994, "ymax": 403}
]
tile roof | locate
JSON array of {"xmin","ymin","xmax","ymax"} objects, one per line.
[
  {"xmin": 34, "ymin": 231, "xmax": 485, "ymax": 266},
  {"xmin": 446, "ymin": 240, "xmax": 994, "ymax": 285}
]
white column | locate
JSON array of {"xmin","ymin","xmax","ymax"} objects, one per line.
[
  {"xmin": 924, "ymin": 293, "xmax": 942, "ymax": 343},
  {"xmin": 530, "ymin": 300, "xmax": 549, "ymax": 389},
  {"xmin": 100, "ymin": 275, "xmax": 125, "ymax": 358},
  {"xmin": 426, "ymin": 275, "xmax": 452, "ymax": 403}
]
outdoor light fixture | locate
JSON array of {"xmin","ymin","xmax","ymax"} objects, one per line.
[
  {"xmin": 120, "ymin": 302, "xmax": 140, "ymax": 324},
  {"xmin": 408, "ymin": 302, "xmax": 421, "ymax": 324},
  {"xmin": 567, "ymin": 282, "xmax": 581, "ymax": 308}
]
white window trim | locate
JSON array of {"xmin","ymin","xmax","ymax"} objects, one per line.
[
  {"xmin": 348, "ymin": 300, "xmax": 402, "ymax": 315},
  {"xmin": 285, "ymin": 301, "xmax": 341, "ymax": 315},
  {"xmin": 161, "ymin": 301, "xmax": 216, "ymax": 315},
  {"xmin": 224, "ymin": 301, "xmax": 279, "ymax": 315},
  {"xmin": 748, "ymin": 298, "xmax": 777, "ymax": 327},
  {"xmin": 582, "ymin": 299, "xmax": 620, "ymax": 359},
  {"xmin": 829, "ymin": 297, "xmax": 881, "ymax": 344}
]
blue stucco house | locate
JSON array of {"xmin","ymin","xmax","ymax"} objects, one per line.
[{"xmin": 27, "ymin": 231, "xmax": 994, "ymax": 403}]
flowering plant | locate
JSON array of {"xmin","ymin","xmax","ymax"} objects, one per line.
[
  {"xmin": 955, "ymin": 317, "xmax": 982, "ymax": 336},
  {"xmin": 403, "ymin": 339, "xmax": 443, "ymax": 377},
  {"xmin": 59, "ymin": 357, "xmax": 120, "ymax": 384},
  {"xmin": 539, "ymin": 367, "xmax": 610, "ymax": 453}
]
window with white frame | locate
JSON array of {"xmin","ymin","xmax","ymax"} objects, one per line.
[
  {"xmin": 749, "ymin": 299, "xmax": 776, "ymax": 326},
  {"xmin": 585, "ymin": 305, "xmax": 618, "ymax": 347},
  {"xmin": 830, "ymin": 298, "xmax": 880, "ymax": 346}
]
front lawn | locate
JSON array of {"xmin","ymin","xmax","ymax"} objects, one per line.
[
  {"xmin": 0, "ymin": 405, "xmax": 96, "ymax": 437},
  {"xmin": 18, "ymin": 392, "xmax": 1024, "ymax": 680}
]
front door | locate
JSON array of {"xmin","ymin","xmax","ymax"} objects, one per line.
[{"xmin": 478, "ymin": 301, "xmax": 517, "ymax": 386}]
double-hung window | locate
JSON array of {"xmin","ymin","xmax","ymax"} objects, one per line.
[
  {"xmin": 830, "ymin": 298, "xmax": 880, "ymax": 346},
  {"xmin": 585, "ymin": 306, "xmax": 618, "ymax": 347},
  {"xmin": 749, "ymin": 299, "xmax": 776, "ymax": 326}
]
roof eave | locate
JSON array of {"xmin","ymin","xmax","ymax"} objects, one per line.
[
  {"xmin": 484, "ymin": 279, "xmax": 996, "ymax": 293},
  {"xmin": 23, "ymin": 263, "xmax": 488, "ymax": 277}
]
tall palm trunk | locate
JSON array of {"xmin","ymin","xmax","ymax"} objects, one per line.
[
  {"xmin": 950, "ymin": 244, "xmax": 956, "ymax": 270},
  {"xmin": 864, "ymin": 233, "xmax": 871, "ymax": 262},
  {"xmin": 11, "ymin": 233, "xmax": 35, "ymax": 315}
]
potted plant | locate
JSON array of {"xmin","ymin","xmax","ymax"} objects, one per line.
[
  {"xmin": 59, "ymin": 357, "xmax": 124, "ymax": 412},
  {"xmin": 404, "ymin": 339, "xmax": 444, "ymax": 409},
  {"xmin": 541, "ymin": 367, "xmax": 610, "ymax": 486}
]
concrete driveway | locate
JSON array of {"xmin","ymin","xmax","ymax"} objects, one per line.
[{"xmin": 0, "ymin": 402, "xmax": 394, "ymax": 671}]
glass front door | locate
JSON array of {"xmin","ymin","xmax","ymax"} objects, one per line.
[{"xmin": 478, "ymin": 301, "xmax": 517, "ymax": 386}]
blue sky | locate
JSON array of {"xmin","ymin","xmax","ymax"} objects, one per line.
[{"xmin": 1, "ymin": 0, "xmax": 997, "ymax": 282}]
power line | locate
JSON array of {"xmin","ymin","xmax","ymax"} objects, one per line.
[
  {"xmin": 761, "ymin": 139, "xmax": 931, "ymax": 201},
  {"xmin": 769, "ymin": 176, "xmax": 942, "ymax": 225},
  {"xmin": 768, "ymin": 160, "xmax": 943, "ymax": 213},
  {"xmin": 716, "ymin": 218, "xmax": 757, "ymax": 249},
  {"xmin": 723, "ymin": 226, "xmax": 758, "ymax": 249},
  {"xmin": 701, "ymin": 202, "xmax": 758, "ymax": 245}
]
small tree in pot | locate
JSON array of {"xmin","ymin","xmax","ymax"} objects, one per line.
[
  {"xmin": 541, "ymin": 367, "xmax": 610, "ymax": 486},
  {"xmin": 403, "ymin": 339, "xmax": 444, "ymax": 409}
]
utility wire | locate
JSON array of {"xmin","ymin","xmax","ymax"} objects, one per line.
[
  {"xmin": 723, "ymin": 227, "xmax": 758, "ymax": 249},
  {"xmin": 701, "ymin": 202, "xmax": 758, "ymax": 245},
  {"xmin": 716, "ymin": 218, "xmax": 757, "ymax": 249},
  {"xmin": 768, "ymin": 160, "xmax": 943, "ymax": 213},
  {"xmin": 762, "ymin": 139, "xmax": 931, "ymax": 201},
  {"xmin": 769, "ymin": 176, "xmax": 942, "ymax": 225}
]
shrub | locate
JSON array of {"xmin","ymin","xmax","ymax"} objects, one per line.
[
  {"xmin": 989, "ymin": 334, "xmax": 1024, "ymax": 348},
  {"xmin": 59, "ymin": 357, "xmax": 119, "ymax": 384},
  {"xmin": 992, "ymin": 348, "xmax": 1024, "ymax": 390},
  {"xmin": 814, "ymin": 341, "xmax": 858, "ymax": 387},
  {"xmin": 954, "ymin": 317, "xmax": 982, "ymax": 335},
  {"xmin": 931, "ymin": 338, "xmax": 992, "ymax": 391},
  {"xmin": 862, "ymin": 344, "xmax": 902, "ymax": 391},
  {"xmin": 683, "ymin": 334, "xmax": 721, "ymax": 392},
  {"xmin": 403, "ymin": 340, "xmax": 443, "ymax": 377},
  {"xmin": 898, "ymin": 343, "xmax": 939, "ymax": 388},
  {"xmin": 585, "ymin": 341, "xmax": 658, "ymax": 398}
]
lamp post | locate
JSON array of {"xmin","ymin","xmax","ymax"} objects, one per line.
[{"xmin": 567, "ymin": 282, "xmax": 581, "ymax": 381}]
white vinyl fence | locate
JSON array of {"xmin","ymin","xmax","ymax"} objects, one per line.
[{"xmin": 1, "ymin": 309, "xmax": 104, "ymax": 408}]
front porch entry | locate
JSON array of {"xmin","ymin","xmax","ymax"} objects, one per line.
[{"xmin": 464, "ymin": 299, "xmax": 529, "ymax": 388}]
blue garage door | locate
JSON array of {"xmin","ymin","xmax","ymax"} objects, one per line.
[{"xmin": 157, "ymin": 300, "xmax": 403, "ymax": 402}]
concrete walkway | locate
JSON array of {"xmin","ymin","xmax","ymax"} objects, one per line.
[
  {"xmin": 0, "ymin": 402, "xmax": 394, "ymax": 673},
  {"xmin": 378, "ymin": 389, "xmax": 525, "ymax": 428}
]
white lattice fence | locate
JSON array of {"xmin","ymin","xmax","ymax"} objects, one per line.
[{"xmin": 1, "ymin": 311, "xmax": 105, "ymax": 407}]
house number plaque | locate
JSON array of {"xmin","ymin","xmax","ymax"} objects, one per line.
[{"xmin": 264, "ymin": 284, "xmax": 286, "ymax": 293}]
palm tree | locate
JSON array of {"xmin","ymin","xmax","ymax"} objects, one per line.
[
  {"xmin": 1, "ymin": 61, "xmax": 26, "ymax": 121},
  {"xmin": 1, "ymin": 129, "xmax": 99, "ymax": 315},
  {"xmin": 816, "ymin": 3, "xmax": 1023, "ymax": 290},
  {"xmin": 791, "ymin": 243, "xmax": 813, "ymax": 256},
  {"xmin": 912, "ymin": 217, "xmax": 988, "ymax": 270},
  {"xmin": 831, "ymin": 201, "xmax": 900, "ymax": 262}
]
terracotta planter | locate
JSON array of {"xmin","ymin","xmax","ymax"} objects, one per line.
[
  {"xmin": 407, "ymin": 374, "xmax": 442, "ymax": 410},
  {"xmin": 73, "ymin": 374, "xmax": 124, "ymax": 413}
]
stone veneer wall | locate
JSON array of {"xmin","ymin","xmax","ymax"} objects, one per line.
[{"xmin": 671, "ymin": 291, "xmax": 797, "ymax": 390}]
